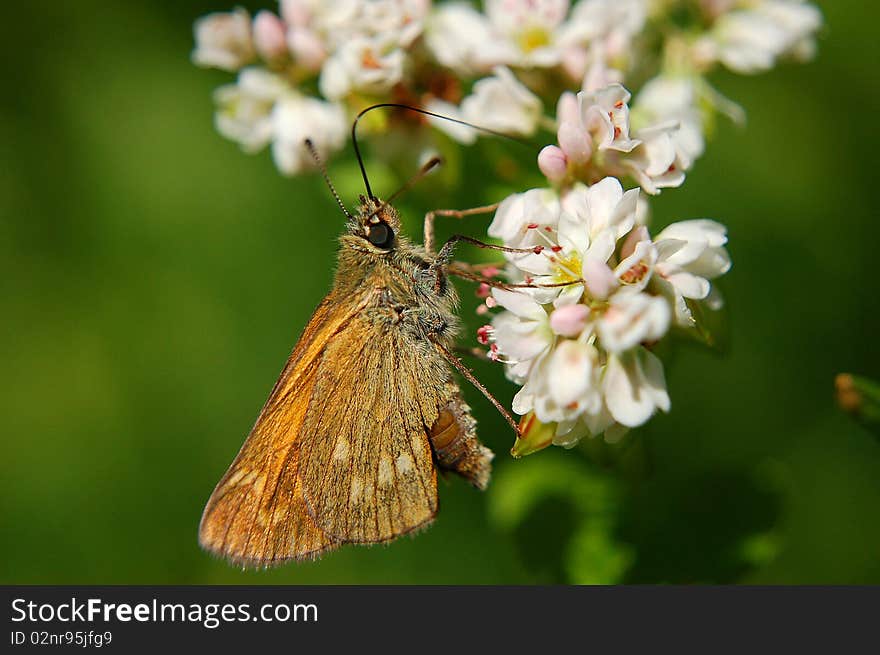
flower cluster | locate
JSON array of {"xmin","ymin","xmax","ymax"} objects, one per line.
[
  {"xmin": 192, "ymin": 1, "xmax": 820, "ymax": 451},
  {"xmin": 480, "ymin": 178, "xmax": 730, "ymax": 447},
  {"xmin": 192, "ymin": 1, "xmax": 821, "ymax": 182}
]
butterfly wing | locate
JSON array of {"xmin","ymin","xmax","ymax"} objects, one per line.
[
  {"xmin": 198, "ymin": 291, "xmax": 375, "ymax": 566},
  {"xmin": 297, "ymin": 306, "xmax": 445, "ymax": 543}
]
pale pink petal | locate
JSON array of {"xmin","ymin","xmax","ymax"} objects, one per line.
[{"xmin": 550, "ymin": 304, "xmax": 591, "ymax": 337}]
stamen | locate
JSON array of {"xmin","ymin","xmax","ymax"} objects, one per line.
[{"xmin": 620, "ymin": 262, "xmax": 649, "ymax": 284}]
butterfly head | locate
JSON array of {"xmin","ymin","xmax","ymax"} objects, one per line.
[{"xmin": 353, "ymin": 195, "xmax": 400, "ymax": 252}]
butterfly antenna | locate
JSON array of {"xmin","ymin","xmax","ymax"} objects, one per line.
[
  {"xmin": 304, "ymin": 138, "xmax": 354, "ymax": 221},
  {"xmin": 351, "ymin": 102, "xmax": 532, "ymax": 203}
]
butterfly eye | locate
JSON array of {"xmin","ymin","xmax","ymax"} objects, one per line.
[{"xmin": 367, "ymin": 222, "xmax": 394, "ymax": 248}]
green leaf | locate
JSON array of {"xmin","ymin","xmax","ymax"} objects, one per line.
[
  {"xmin": 488, "ymin": 452, "xmax": 633, "ymax": 584},
  {"xmin": 565, "ymin": 523, "xmax": 635, "ymax": 585}
]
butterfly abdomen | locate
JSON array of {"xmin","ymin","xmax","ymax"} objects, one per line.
[{"xmin": 429, "ymin": 392, "xmax": 494, "ymax": 490}]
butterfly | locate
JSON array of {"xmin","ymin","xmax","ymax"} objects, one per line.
[{"xmin": 198, "ymin": 105, "xmax": 540, "ymax": 566}]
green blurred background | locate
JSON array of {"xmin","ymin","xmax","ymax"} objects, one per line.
[{"xmin": 2, "ymin": 1, "xmax": 878, "ymax": 584}]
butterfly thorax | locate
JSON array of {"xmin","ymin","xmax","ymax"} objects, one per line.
[{"xmin": 332, "ymin": 199, "xmax": 460, "ymax": 350}]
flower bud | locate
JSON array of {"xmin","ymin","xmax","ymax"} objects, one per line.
[
  {"xmin": 253, "ymin": 11, "xmax": 288, "ymax": 61},
  {"xmin": 538, "ymin": 145, "xmax": 567, "ymax": 184},
  {"xmin": 550, "ymin": 304, "xmax": 590, "ymax": 337},
  {"xmin": 836, "ymin": 373, "xmax": 880, "ymax": 437},
  {"xmin": 511, "ymin": 412, "xmax": 555, "ymax": 458},
  {"xmin": 288, "ymin": 27, "xmax": 326, "ymax": 72}
]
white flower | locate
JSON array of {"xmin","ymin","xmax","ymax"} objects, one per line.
[
  {"xmin": 319, "ymin": 35, "xmax": 405, "ymax": 100},
  {"xmin": 426, "ymin": 0, "xmax": 579, "ymax": 74},
  {"xmin": 484, "ymin": 176, "xmax": 726, "ymax": 444},
  {"xmin": 192, "ymin": 8, "xmax": 255, "ymax": 72},
  {"xmin": 604, "ymin": 347, "xmax": 670, "ymax": 427},
  {"xmin": 425, "ymin": 3, "xmax": 516, "ymax": 75},
  {"xmin": 462, "ymin": 67, "xmax": 543, "ymax": 137},
  {"xmin": 516, "ymin": 340, "xmax": 604, "ymax": 424},
  {"xmin": 280, "ymin": 0, "xmax": 428, "ymax": 73},
  {"xmin": 560, "ymin": 178, "xmax": 639, "ymax": 245},
  {"xmin": 357, "ymin": 0, "xmax": 431, "ymax": 47},
  {"xmin": 634, "ymin": 75, "xmax": 706, "ymax": 171},
  {"xmin": 623, "ymin": 122, "xmax": 686, "ymax": 195},
  {"xmin": 699, "ymin": 0, "xmax": 823, "ymax": 73},
  {"xmin": 560, "ymin": 0, "xmax": 648, "ymax": 51},
  {"xmin": 488, "ymin": 187, "xmax": 563, "ymax": 247},
  {"xmin": 487, "ymin": 187, "xmax": 566, "ymax": 292},
  {"xmin": 430, "ymin": 67, "xmax": 543, "ymax": 144},
  {"xmin": 486, "ymin": 178, "xmax": 639, "ymax": 307},
  {"xmin": 213, "ymin": 68, "xmax": 288, "ymax": 152},
  {"xmin": 538, "ymin": 82, "xmax": 689, "ymax": 194},
  {"xmin": 557, "ymin": 0, "xmax": 648, "ymax": 78},
  {"xmin": 484, "ymin": 0, "xmax": 572, "ymax": 67},
  {"xmin": 596, "ymin": 290, "xmax": 670, "ymax": 353},
  {"xmin": 281, "ymin": 0, "xmax": 330, "ymax": 71},
  {"xmin": 490, "ymin": 288, "xmax": 554, "ymax": 382},
  {"xmin": 271, "ymin": 94, "xmax": 346, "ymax": 176},
  {"xmin": 580, "ymin": 83, "xmax": 640, "ymax": 153},
  {"xmin": 652, "ymin": 219, "xmax": 732, "ymax": 326},
  {"xmin": 489, "ymin": 290, "xmax": 603, "ymax": 426}
]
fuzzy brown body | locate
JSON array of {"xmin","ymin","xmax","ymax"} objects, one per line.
[{"xmin": 199, "ymin": 199, "xmax": 493, "ymax": 566}]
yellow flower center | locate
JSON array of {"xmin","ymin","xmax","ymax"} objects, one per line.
[
  {"xmin": 517, "ymin": 26, "xmax": 551, "ymax": 53},
  {"xmin": 551, "ymin": 251, "xmax": 582, "ymax": 285}
]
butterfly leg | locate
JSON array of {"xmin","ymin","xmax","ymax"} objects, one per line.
[
  {"xmin": 430, "ymin": 337, "xmax": 522, "ymax": 437},
  {"xmin": 431, "ymin": 234, "xmax": 549, "ymax": 294},
  {"xmin": 423, "ymin": 203, "xmax": 499, "ymax": 255}
]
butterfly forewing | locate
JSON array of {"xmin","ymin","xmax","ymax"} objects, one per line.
[{"xmin": 198, "ymin": 293, "xmax": 373, "ymax": 565}]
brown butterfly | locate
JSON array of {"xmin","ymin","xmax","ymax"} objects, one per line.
[{"xmin": 198, "ymin": 105, "xmax": 538, "ymax": 567}]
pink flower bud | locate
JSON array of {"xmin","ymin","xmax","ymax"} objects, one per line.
[
  {"xmin": 288, "ymin": 27, "xmax": 326, "ymax": 72},
  {"xmin": 583, "ymin": 257, "xmax": 618, "ymax": 300},
  {"xmin": 556, "ymin": 91, "xmax": 579, "ymax": 125},
  {"xmin": 550, "ymin": 304, "xmax": 590, "ymax": 337},
  {"xmin": 538, "ymin": 145, "xmax": 567, "ymax": 184},
  {"xmin": 557, "ymin": 121, "xmax": 591, "ymax": 165},
  {"xmin": 253, "ymin": 11, "xmax": 288, "ymax": 61},
  {"xmin": 280, "ymin": 0, "xmax": 310, "ymax": 26}
]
